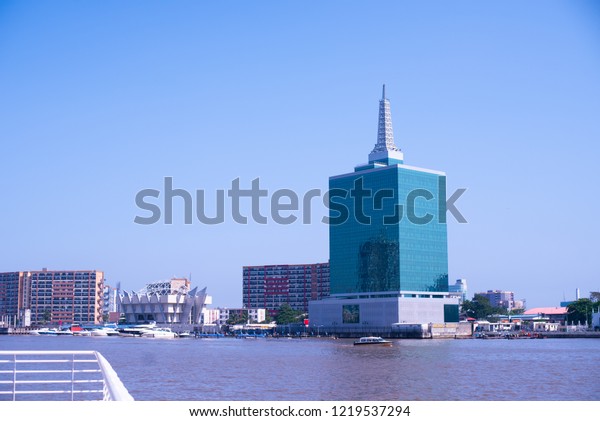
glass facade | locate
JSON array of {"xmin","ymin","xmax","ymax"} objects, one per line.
[{"xmin": 329, "ymin": 164, "xmax": 448, "ymax": 295}]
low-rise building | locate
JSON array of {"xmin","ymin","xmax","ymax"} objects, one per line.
[
  {"xmin": 523, "ymin": 307, "xmax": 568, "ymax": 324},
  {"xmin": 119, "ymin": 278, "xmax": 208, "ymax": 324},
  {"xmin": 217, "ymin": 307, "xmax": 266, "ymax": 324}
]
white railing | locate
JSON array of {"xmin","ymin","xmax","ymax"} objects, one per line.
[{"xmin": 0, "ymin": 351, "xmax": 134, "ymax": 401}]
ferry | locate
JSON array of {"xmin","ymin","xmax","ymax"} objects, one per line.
[{"xmin": 353, "ymin": 336, "xmax": 393, "ymax": 346}]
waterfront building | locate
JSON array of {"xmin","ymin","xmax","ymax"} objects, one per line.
[
  {"xmin": 0, "ymin": 269, "xmax": 104, "ymax": 326},
  {"xmin": 309, "ymin": 86, "xmax": 459, "ymax": 329},
  {"xmin": 0, "ymin": 272, "xmax": 30, "ymax": 325},
  {"xmin": 201, "ymin": 308, "xmax": 221, "ymax": 325},
  {"xmin": 476, "ymin": 290, "xmax": 521, "ymax": 310},
  {"xmin": 119, "ymin": 278, "xmax": 209, "ymax": 324},
  {"xmin": 103, "ymin": 283, "xmax": 121, "ymax": 323},
  {"xmin": 523, "ymin": 307, "xmax": 567, "ymax": 324},
  {"xmin": 217, "ymin": 307, "xmax": 266, "ymax": 324},
  {"xmin": 243, "ymin": 262, "xmax": 329, "ymax": 316},
  {"xmin": 103, "ymin": 283, "xmax": 120, "ymax": 314},
  {"xmin": 448, "ymin": 279, "xmax": 468, "ymax": 304}
]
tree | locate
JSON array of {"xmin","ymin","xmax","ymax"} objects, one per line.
[
  {"xmin": 42, "ymin": 309, "xmax": 52, "ymax": 325},
  {"xmin": 567, "ymin": 299, "xmax": 595, "ymax": 325},
  {"xmin": 461, "ymin": 295, "xmax": 505, "ymax": 320},
  {"xmin": 227, "ymin": 312, "xmax": 248, "ymax": 325},
  {"xmin": 590, "ymin": 292, "xmax": 600, "ymax": 303},
  {"xmin": 275, "ymin": 304, "xmax": 302, "ymax": 325}
]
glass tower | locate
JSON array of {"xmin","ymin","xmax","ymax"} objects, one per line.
[{"xmin": 329, "ymin": 86, "xmax": 449, "ymax": 295}]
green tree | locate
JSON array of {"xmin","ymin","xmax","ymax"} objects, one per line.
[
  {"xmin": 567, "ymin": 298, "xmax": 596, "ymax": 325},
  {"xmin": 275, "ymin": 304, "xmax": 302, "ymax": 325},
  {"xmin": 227, "ymin": 312, "xmax": 248, "ymax": 325},
  {"xmin": 461, "ymin": 295, "xmax": 505, "ymax": 320},
  {"xmin": 42, "ymin": 309, "xmax": 52, "ymax": 325}
]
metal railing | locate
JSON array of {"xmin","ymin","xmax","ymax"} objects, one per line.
[{"xmin": 0, "ymin": 351, "xmax": 134, "ymax": 401}]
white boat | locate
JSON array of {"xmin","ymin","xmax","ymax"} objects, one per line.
[
  {"xmin": 141, "ymin": 327, "xmax": 177, "ymax": 339},
  {"xmin": 34, "ymin": 328, "xmax": 73, "ymax": 336},
  {"xmin": 353, "ymin": 336, "xmax": 392, "ymax": 346},
  {"xmin": 90, "ymin": 327, "xmax": 119, "ymax": 336},
  {"xmin": 177, "ymin": 331, "xmax": 192, "ymax": 338},
  {"xmin": 117, "ymin": 322, "xmax": 156, "ymax": 337}
]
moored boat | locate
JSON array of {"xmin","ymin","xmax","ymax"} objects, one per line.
[{"xmin": 141, "ymin": 327, "xmax": 177, "ymax": 338}]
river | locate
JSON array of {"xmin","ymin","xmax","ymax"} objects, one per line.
[{"xmin": 1, "ymin": 335, "xmax": 599, "ymax": 401}]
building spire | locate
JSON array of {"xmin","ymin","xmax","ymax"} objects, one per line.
[{"xmin": 368, "ymin": 84, "xmax": 404, "ymax": 165}]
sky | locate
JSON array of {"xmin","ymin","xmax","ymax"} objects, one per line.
[{"xmin": 1, "ymin": 1, "xmax": 599, "ymax": 308}]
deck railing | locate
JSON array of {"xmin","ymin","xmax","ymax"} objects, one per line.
[{"xmin": 0, "ymin": 351, "xmax": 134, "ymax": 401}]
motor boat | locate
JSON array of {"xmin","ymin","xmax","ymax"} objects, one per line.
[
  {"xmin": 141, "ymin": 327, "xmax": 177, "ymax": 339},
  {"xmin": 353, "ymin": 336, "xmax": 392, "ymax": 346}
]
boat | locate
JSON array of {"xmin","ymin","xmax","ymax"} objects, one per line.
[
  {"xmin": 177, "ymin": 331, "xmax": 192, "ymax": 338},
  {"xmin": 90, "ymin": 326, "xmax": 119, "ymax": 336},
  {"xmin": 353, "ymin": 336, "xmax": 393, "ymax": 346},
  {"xmin": 141, "ymin": 327, "xmax": 177, "ymax": 338},
  {"xmin": 34, "ymin": 328, "xmax": 73, "ymax": 336},
  {"xmin": 117, "ymin": 322, "xmax": 156, "ymax": 337}
]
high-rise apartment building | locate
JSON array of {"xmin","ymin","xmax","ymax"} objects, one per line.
[
  {"xmin": 243, "ymin": 263, "xmax": 329, "ymax": 316},
  {"xmin": 310, "ymin": 86, "xmax": 459, "ymax": 328},
  {"xmin": 476, "ymin": 290, "xmax": 517, "ymax": 310},
  {"xmin": 0, "ymin": 269, "xmax": 104, "ymax": 325}
]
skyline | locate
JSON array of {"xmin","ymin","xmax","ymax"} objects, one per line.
[{"xmin": 1, "ymin": 1, "xmax": 600, "ymax": 308}]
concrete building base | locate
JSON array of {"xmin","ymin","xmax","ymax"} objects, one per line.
[{"xmin": 308, "ymin": 294, "xmax": 464, "ymax": 338}]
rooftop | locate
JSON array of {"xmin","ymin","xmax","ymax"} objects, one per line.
[{"xmin": 523, "ymin": 307, "xmax": 568, "ymax": 315}]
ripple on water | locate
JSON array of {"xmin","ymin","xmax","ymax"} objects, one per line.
[{"xmin": 2, "ymin": 336, "xmax": 600, "ymax": 400}]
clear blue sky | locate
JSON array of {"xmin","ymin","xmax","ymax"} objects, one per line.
[{"xmin": 1, "ymin": 1, "xmax": 599, "ymax": 308}]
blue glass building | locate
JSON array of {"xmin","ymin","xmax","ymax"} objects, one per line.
[
  {"xmin": 330, "ymin": 86, "xmax": 448, "ymax": 295},
  {"xmin": 310, "ymin": 86, "xmax": 459, "ymax": 330}
]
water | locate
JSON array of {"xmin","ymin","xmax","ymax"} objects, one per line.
[{"xmin": 2, "ymin": 335, "xmax": 599, "ymax": 400}]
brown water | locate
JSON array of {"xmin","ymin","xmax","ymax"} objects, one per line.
[{"xmin": 1, "ymin": 335, "xmax": 599, "ymax": 400}]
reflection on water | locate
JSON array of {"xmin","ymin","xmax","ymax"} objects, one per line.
[{"xmin": 2, "ymin": 335, "xmax": 599, "ymax": 400}]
